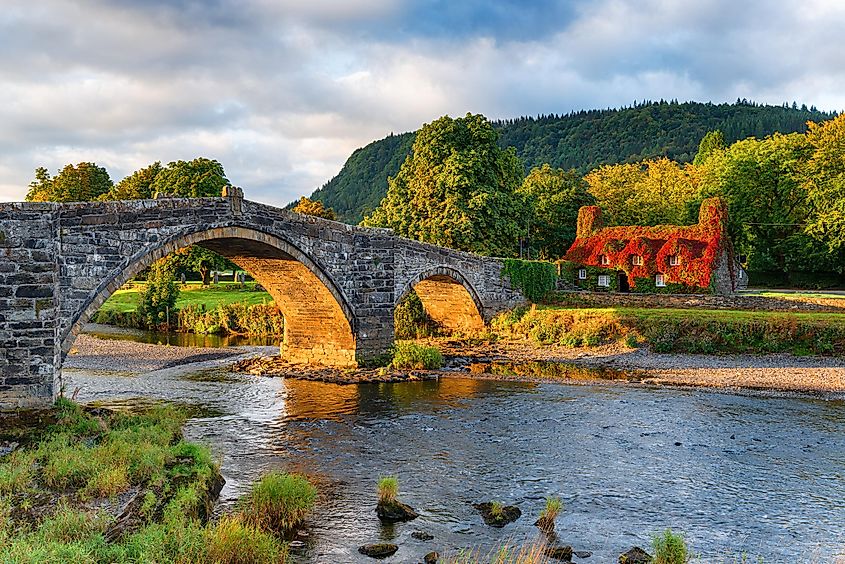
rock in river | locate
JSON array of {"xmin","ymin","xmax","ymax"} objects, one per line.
[
  {"xmin": 376, "ymin": 499, "xmax": 419, "ymax": 523},
  {"xmin": 472, "ymin": 502, "xmax": 521, "ymax": 527},
  {"xmin": 358, "ymin": 543, "xmax": 399, "ymax": 559},
  {"xmin": 619, "ymin": 546, "xmax": 652, "ymax": 563},
  {"xmin": 412, "ymin": 530, "xmax": 434, "ymax": 541},
  {"xmin": 423, "ymin": 551, "xmax": 439, "ymax": 563}
]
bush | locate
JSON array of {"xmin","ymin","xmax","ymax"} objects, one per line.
[
  {"xmin": 394, "ymin": 290, "xmax": 439, "ymax": 339},
  {"xmin": 392, "ymin": 342, "xmax": 444, "ymax": 370},
  {"xmin": 652, "ymin": 529, "xmax": 690, "ymax": 564},
  {"xmin": 178, "ymin": 303, "xmax": 284, "ymax": 337},
  {"xmin": 238, "ymin": 472, "xmax": 317, "ymax": 532}
]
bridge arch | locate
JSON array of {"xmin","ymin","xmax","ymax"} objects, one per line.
[
  {"xmin": 397, "ymin": 266, "xmax": 486, "ymax": 333},
  {"xmin": 62, "ymin": 225, "xmax": 357, "ymax": 366}
]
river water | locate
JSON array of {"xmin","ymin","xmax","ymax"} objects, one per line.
[{"xmin": 64, "ymin": 336, "xmax": 845, "ymax": 563}]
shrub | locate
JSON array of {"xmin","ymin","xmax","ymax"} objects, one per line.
[
  {"xmin": 392, "ymin": 342, "xmax": 444, "ymax": 370},
  {"xmin": 378, "ymin": 476, "xmax": 398, "ymax": 504},
  {"xmin": 238, "ymin": 472, "xmax": 317, "ymax": 532},
  {"xmin": 204, "ymin": 516, "xmax": 287, "ymax": 564},
  {"xmin": 652, "ymin": 529, "xmax": 690, "ymax": 564},
  {"xmin": 139, "ymin": 260, "xmax": 179, "ymax": 329},
  {"xmin": 395, "ymin": 290, "xmax": 439, "ymax": 339}
]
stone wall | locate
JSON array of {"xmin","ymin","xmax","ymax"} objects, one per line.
[
  {"xmin": 0, "ymin": 203, "xmax": 59, "ymax": 408},
  {"xmin": 0, "ymin": 196, "xmax": 527, "ymax": 408}
]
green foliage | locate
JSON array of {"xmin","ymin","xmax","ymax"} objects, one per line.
[
  {"xmin": 502, "ymin": 259, "xmax": 557, "ymax": 303},
  {"xmin": 139, "ymin": 261, "xmax": 179, "ymax": 329},
  {"xmin": 804, "ymin": 114, "xmax": 845, "ymax": 251},
  {"xmin": 102, "ymin": 162, "xmax": 163, "ymax": 200},
  {"xmin": 540, "ymin": 496, "xmax": 563, "ymax": 521},
  {"xmin": 149, "ymin": 157, "xmax": 229, "ymax": 198},
  {"xmin": 377, "ymin": 476, "xmax": 398, "ymax": 504},
  {"xmin": 518, "ymin": 164, "xmax": 595, "ymax": 258},
  {"xmin": 204, "ymin": 516, "xmax": 287, "ymax": 564},
  {"xmin": 178, "ymin": 303, "xmax": 284, "ymax": 337},
  {"xmin": 489, "ymin": 501, "xmax": 504, "ymax": 519},
  {"xmin": 693, "ymin": 130, "xmax": 726, "ymax": 165},
  {"xmin": 291, "ymin": 196, "xmax": 337, "ymax": 220},
  {"xmin": 391, "ymin": 342, "xmax": 444, "ymax": 370},
  {"xmin": 26, "ymin": 163, "xmax": 113, "ymax": 202},
  {"xmin": 394, "ymin": 290, "xmax": 439, "ymax": 339},
  {"xmin": 310, "ymin": 101, "xmax": 831, "ymax": 224},
  {"xmin": 237, "ymin": 472, "xmax": 317, "ymax": 532},
  {"xmin": 651, "ymin": 529, "xmax": 690, "ymax": 564},
  {"xmin": 363, "ymin": 113, "xmax": 526, "ymax": 257}
]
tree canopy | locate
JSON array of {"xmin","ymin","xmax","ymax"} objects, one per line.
[
  {"xmin": 292, "ymin": 196, "xmax": 337, "ymax": 220},
  {"xmin": 804, "ymin": 114, "xmax": 845, "ymax": 250},
  {"xmin": 363, "ymin": 113, "xmax": 526, "ymax": 256},
  {"xmin": 102, "ymin": 162, "xmax": 163, "ymax": 200},
  {"xmin": 26, "ymin": 162, "xmax": 113, "ymax": 202},
  {"xmin": 148, "ymin": 158, "xmax": 229, "ymax": 198},
  {"xmin": 518, "ymin": 164, "xmax": 594, "ymax": 258}
]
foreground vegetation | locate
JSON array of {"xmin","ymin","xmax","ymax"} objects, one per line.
[
  {"xmin": 493, "ymin": 305, "xmax": 845, "ymax": 355},
  {"xmin": 0, "ymin": 400, "xmax": 316, "ymax": 563}
]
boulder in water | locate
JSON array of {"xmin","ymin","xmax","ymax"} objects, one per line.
[
  {"xmin": 619, "ymin": 546, "xmax": 652, "ymax": 563},
  {"xmin": 358, "ymin": 543, "xmax": 399, "ymax": 558}
]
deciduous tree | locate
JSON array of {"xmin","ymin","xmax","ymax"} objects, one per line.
[
  {"xmin": 25, "ymin": 162, "xmax": 113, "ymax": 202},
  {"xmin": 363, "ymin": 113, "xmax": 526, "ymax": 256},
  {"xmin": 292, "ymin": 197, "xmax": 337, "ymax": 220}
]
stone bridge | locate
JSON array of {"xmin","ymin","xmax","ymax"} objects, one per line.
[{"xmin": 0, "ymin": 193, "xmax": 526, "ymax": 408}]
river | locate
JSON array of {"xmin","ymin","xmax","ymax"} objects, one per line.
[{"xmin": 64, "ymin": 331, "xmax": 845, "ymax": 563}]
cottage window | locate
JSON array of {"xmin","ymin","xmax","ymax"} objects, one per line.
[
  {"xmin": 669, "ymin": 255, "xmax": 680, "ymax": 266},
  {"xmin": 600, "ymin": 254, "xmax": 610, "ymax": 265},
  {"xmin": 578, "ymin": 268, "xmax": 587, "ymax": 280},
  {"xmin": 598, "ymin": 275, "xmax": 610, "ymax": 287},
  {"xmin": 655, "ymin": 273, "xmax": 666, "ymax": 287},
  {"xmin": 632, "ymin": 255, "xmax": 643, "ymax": 266}
]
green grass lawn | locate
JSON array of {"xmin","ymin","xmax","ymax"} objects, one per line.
[
  {"xmin": 99, "ymin": 282, "xmax": 274, "ymax": 314},
  {"xmin": 535, "ymin": 304, "xmax": 845, "ymax": 324},
  {"xmin": 754, "ymin": 290, "xmax": 845, "ymax": 300}
]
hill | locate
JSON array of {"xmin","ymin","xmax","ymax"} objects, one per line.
[{"xmin": 308, "ymin": 100, "xmax": 835, "ymax": 223}]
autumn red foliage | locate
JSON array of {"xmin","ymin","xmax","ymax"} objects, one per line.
[{"xmin": 563, "ymin": 198, "xmax": 733, "ymax": 291}]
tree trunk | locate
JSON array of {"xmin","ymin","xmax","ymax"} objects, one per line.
[{"xmin": 201, "ymin": 268, "xmax": 210, "ymax": 286}]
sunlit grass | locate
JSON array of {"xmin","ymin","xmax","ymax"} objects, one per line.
[{"xmin": 237, "ymin": 472, "xmax": 317, "ymax": 532}]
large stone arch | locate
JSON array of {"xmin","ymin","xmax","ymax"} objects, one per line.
[
  {"xmin": 397, "ymin": 266, "xmax": 486, "ymax": 332},
  {"xmin": 61, "ymin": 225, "xmax": 357, "ymax": 367}
]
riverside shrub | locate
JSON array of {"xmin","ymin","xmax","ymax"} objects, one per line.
[
  {"xmin": 392, "ymin": 342, "xmax": 444, "ymax": 369},
  {"xmin": 501, "ymin": 259, "xmax": 558, "ymax": 303}
]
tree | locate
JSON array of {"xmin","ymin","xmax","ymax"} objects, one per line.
[
  {"xmin": 698, "ymin": 132, "xmax": 821, "ymax": 273},
  {"xmin": 693, "ymin": 130, "xmax": 726, "ymax": 165},
  {"xmin": 102, "ymin": 162, "xmax": 163, "ymax": 200},
  {"xmin": 804, "ymin": 114, "xmax": 845, "ymax": 250},
  {"xmin": 139, "ymin": 259, "xmax": 179, "ymax": 328},
  {"xmin": 363, "ymin": 113, "xmax": 526, "ymax": 256},
  {"xmin": 25, "ymin": 162, "xmax": 113, "ymax": 202},
  {"xmin": 169, "ymin": 246, "xmax": 230, "ymax": 286},
  {"xmin": 517, "ymin": 164, "xmax": 595, "ymax": 258},
  {"xmin": 292, "ymin": 197, "xmax": 337, "ymax": 220},
  {"xmin": 149, "ymin": 158, "xmax": 229, "ymax": 198},
  {"xmin": 585, "ymin": 158, "xmax": 700, "ymax": 226}
]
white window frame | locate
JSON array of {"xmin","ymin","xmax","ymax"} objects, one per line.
[
  {"xmin": 600, "ymin": 254, "xmax": 610, "ymax": 265},
  {"xmin": 578, "ymin": 268, "xmax": 587, "ymax": 280},
  {"xmin": 655, "ymin": 273, "xmax": 666, "ymax": 287},
  {"xmin": 632, "ymin": 255, "xmax": 643, "ymax": 266},
  {"xmin": 669, "ymin": 255, "xmax": 680, "ymax": 266},
  {"xmin": 597, "ymin": 275, "xmax": 610, "ymax": 287}
]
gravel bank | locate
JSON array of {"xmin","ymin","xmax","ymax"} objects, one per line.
[{"xmin": 65, "ymin": 334, "xmax": 273, "ymax": 373}]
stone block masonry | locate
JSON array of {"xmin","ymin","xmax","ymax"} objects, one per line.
[{"xmin": 0, "ymin": 196, "xmax": 526, "ymax": 408}]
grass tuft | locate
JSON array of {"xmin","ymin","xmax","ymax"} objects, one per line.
[
  {"xmin": 652, "ymin": 528, "xmax": 690, "ymax": 564},
  {"xmin": 378, "ymin": 476, "xmax": 399, "ymax": 504},
  {"xmin": 205, "ymin": 516, "xmax": 288, "ymax": 564},
  {"xmin": 238, "ymin": 472, "xmax": 316, "ymax": 532},
  {"xmin": 540, "ymin": 496, "xmax": 562, "ymax": 522}
]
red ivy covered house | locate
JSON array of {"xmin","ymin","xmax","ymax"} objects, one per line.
[{"xmin": 561, "ymin": 198, "xmax": 744, "ymax": 295}]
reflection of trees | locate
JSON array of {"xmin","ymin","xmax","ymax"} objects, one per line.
[{"xmin": 281, "ymin": 379, "xmax": 360, "ymax": 422}]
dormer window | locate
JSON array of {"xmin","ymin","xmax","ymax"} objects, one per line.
[
  {"xmin": 600, "ymin": 254, "xmax": 610, "ymax": 265},
  {"xmin": 655, "ymin": 273, "xmax": 666, "ymax": 287},
  {"xmin": 578, "ymin": 268, "xmax": 587, "ymax": 280},
  {"xmin": 632, "ymin": 255, "xmax": 643, "ymax": 266},
  {"xmin": 669, "ymin": 255, "xmax": 680, "ymax": 266}
]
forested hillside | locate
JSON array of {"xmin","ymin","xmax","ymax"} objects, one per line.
[{"xmin": 308, "ymin": 100, "xmax": 834, "ymax": 223}]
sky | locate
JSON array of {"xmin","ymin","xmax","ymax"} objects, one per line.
[{"xmin": 1, "ymin": 0, "xmax": 844, "ymax": 206}]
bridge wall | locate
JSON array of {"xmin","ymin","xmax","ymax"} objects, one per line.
[{"xmin": 0, "ymin": 196, "xmax": 526, "ymax": 409}]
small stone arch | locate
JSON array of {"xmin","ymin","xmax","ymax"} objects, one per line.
[
  {"xmin": 61, "ymin": 225, "xmax": 358, "ymax": 367},
  {"xmin": 397, "ymin": 266, "xmax": 486, "ymax": 332}
]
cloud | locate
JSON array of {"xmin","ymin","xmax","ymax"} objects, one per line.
[{"xmin": 0, "ymin": 0, "xmax": 843, "ymax": 207}]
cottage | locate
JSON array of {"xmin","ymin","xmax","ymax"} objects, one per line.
[{"xmin": 561, "ymin": 197, "xmax": 744, "ymax": 295}]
